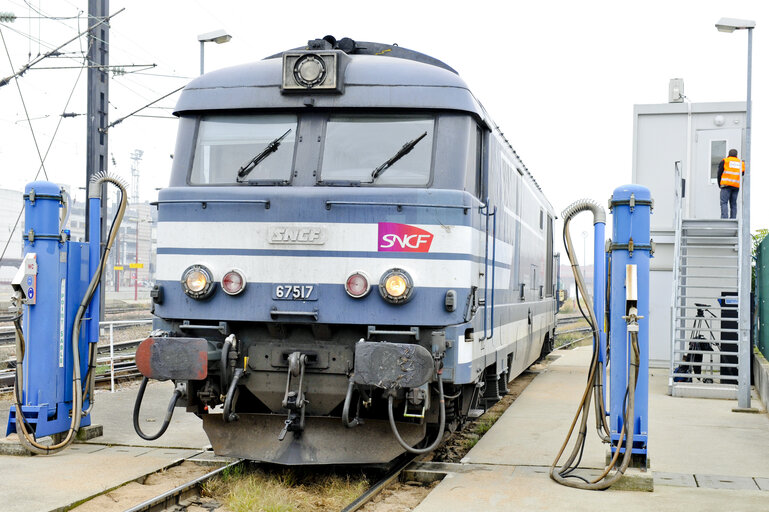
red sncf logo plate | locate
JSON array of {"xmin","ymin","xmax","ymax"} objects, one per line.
[{"xmin": 378, "ymin": 223, "xmax": 434, "ymax": 252}]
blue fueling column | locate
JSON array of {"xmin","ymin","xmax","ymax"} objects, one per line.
[
  {"xmin": 608, "ymin": 184, "xmax": 651, "ymax": 461},
  {"xmin": 7, "ymin": 181, "xmax": 94, "ymax": 438}
]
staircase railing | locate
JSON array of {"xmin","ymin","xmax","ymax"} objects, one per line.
[{"xmin": 669, "ymin": 161, "xmax": 685, "ymax": 389}]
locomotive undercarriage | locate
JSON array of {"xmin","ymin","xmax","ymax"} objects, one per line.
[{"xmin": 145, "ymin": 321, "xmax": 480, "ymax": 464}]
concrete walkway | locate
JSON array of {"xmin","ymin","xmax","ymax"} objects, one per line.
[
  {"xmin": 0, "ymin": 380, "xmax": 211, "ymax": 512},
  {"xmin": 415, "ymin": 346, "xmax": 769, "ymax": 511}
]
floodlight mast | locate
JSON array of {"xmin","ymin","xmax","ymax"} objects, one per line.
[
  {"xmin": 197, "ymin": 29, "xmax": 232, "ymax": 75},
  {"xmin": 715, "ymin": 16, "xmax": 755, "ymax": 409}
]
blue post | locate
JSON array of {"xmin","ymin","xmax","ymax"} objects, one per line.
[
  {"xmin": 592, "ymin": 220, "xmax": 608, "ymax": 417},
  {"xmin": 87, "ymin": 187, "xmax": 101, "ymax": 345},
  {"xmin": 608, "ymin": 184, "xmax": 651, "ymax": 461}
]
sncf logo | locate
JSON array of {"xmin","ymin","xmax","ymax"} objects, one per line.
[{"xmin": 378, "ymin": 223, "xmax": 434, "ymax": 252}]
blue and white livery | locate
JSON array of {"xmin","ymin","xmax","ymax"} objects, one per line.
[{"xmin": 139, "ymin": 36, "xmax": 557, "ymax": 465}]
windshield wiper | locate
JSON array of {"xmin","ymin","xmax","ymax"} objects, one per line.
[
  {"xmin": 236, "ymin": 129, "xmax": 292, "ymax": 182},
  {"xmin": 370, "ymin": 131, "xmax": 428, "ymax": 182}
]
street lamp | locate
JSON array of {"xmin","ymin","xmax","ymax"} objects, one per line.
[
  {"xmin": 197, "ymin": 29, "xmax": 232, "ymax": 75},
  {"xmin": 715, "ymin": 17, "xmax": 755, "ymax": 410}
]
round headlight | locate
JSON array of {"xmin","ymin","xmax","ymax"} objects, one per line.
[
  {"xmin": 293, "ymin": 54, "xmax": 326, "ymax": 88},
  {"xmin": 379, "ymin": 268, "xmax": 413, "ymax": 304},
  {"xmin": 181, "ymin": 265, "xmax": 215, "ymax": 300},
  {"xmin": 345, "ymin": 271, "xmax": 371, "ymax": 298},
  {"xmin": 221, "ymin": 269, "xmax": 246, "ymax": 296}
]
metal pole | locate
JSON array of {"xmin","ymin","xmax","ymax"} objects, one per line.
[
  {"xmin": 85, "ymin": 0, "xmax": 109, "ymax": 322},
  {"xmin": 109, "ymin": 323, "xmax": 114, "ymax": 393},
  {"xmin": 135, "ymin": 214, "xmax": 139, "ymax": 301},
  {"xmin": 738, "ymin": 28, "xmax": 752, "ymax": 409},
  {"xmin": 200, "ymin": 40, "xmax": 205, "ymax": 75}
]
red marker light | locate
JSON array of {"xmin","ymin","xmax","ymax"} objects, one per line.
[
  {"xmin": 345, "ymin": 272, "xmax": 370, "ymax": 298},
  {"xmin": 221, "ymin": 269, "xmax": 246, "ymax": 296}
]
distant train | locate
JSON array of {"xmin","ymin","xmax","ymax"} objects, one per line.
[{"xmin": 135, "ymin": 36, "xmax": 558, "ymax": 464}]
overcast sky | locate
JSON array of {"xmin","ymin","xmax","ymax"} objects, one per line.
[{"xmin": 0, "ymin": 0, "xmax": 766, "ymax": 262}]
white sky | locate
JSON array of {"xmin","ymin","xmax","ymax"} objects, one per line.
[{"xmin": 0, "ymin": 0, "xmax": 766, "ymax": 262}]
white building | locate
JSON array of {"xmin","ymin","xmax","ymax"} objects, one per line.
[{"xmin": 632, "ymin": 99, "xmax": 746, "ymax": 369}]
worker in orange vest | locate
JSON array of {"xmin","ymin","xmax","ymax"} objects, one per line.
[{"xmin": 718, "ymin": 149, "xmax": 745, "ymax": 219}]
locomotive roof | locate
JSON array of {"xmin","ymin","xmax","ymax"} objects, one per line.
[
  {"xmin": 173, "ymin": 41, "xmax": 484, "ymax": 119},
  {"xmin": 173, "ymin": 38, "xmax": 548, "ymax": 199}
]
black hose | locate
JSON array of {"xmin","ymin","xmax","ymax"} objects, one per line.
[
  {"xmin": 223, "ymin": 368, "xmax": 244, "ymax": 423},
  {"xmin": 387, "ymin": 370, "xmax": 445, "ymax": 454},
  {"xmin": 220, "ymin": 339, "xmax": 231, "ymax": 396},
  {"xmin": 133, "ymin": 377, "xmax": 181, "ymax": 441},
  {"xmin": 342, "ymin": 380, "xmax": 362, "ymax": 428}
]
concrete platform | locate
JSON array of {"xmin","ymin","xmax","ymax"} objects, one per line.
[
  {"xmin": 415, "ymin": 346, "xmax": 769, "ymax": 511},
  {"xmin": 0, "ymin": 380, "xmax": 211, "ymax": 512}
]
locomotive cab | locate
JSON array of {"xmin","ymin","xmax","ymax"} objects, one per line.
[{"xmin": 137, "ymin": 37, "xmax": 557, "ymax": 464}]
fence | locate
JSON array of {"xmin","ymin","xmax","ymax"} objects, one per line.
[{"xmin": 757, "ymin": 236, "xmax": 769, "ymax": 360}]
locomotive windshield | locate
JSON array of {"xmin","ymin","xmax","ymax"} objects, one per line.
[
  {"xmin": 187, "ymin": 113, "xmax": 434, "ymax": 186},
  {"xmin": 190, "ymin": 114, "xmax": 297, "ymax": 184},
  {"xmin": 320, "ymin": 115, "xmax": 434, "ymax": 185}
]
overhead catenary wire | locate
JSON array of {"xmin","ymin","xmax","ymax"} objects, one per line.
[
  {"xmin": 0, "ymin": 21, "xmax": 88, "ymax": 66},
  {"xmin": 0, "ymin": 26, "xmax": 49, "ymax": 179},
  {"xmin": 104, "ymin": 85, "xmax": 184, "ymax": 132},
  {"xmin": 0, "ymin": 7, "xmax": 124, "ymax": 87},
  {"xmin": 0, "ymin": 37, "xmax": 91, "ymax": 266}
]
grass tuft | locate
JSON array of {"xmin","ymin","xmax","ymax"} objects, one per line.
[{"xmin": 204, "ymin": 467, "xmax": 369, "ymax": 512}]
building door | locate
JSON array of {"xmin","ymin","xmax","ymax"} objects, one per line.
[{"xmin": 691, "ymin": 128, "xmax": 742, "ymax": 219}]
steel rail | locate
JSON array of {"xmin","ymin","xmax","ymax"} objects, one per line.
[
  {"xmin": 124, "ymin": 459, "xmax": 244, "ymax": 512},
  {"xmin": 341, "ymin": 453, "xmax": 419, "ymax": 512}
]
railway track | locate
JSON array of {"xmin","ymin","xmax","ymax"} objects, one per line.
[
  {"xmin": 0, "ymin": 306, "xmax": 149, "ymax": 324},
  {"xmin": 341, "ymin": 453, "xmax": 420, "ymax": 512},
  {"xmin": 124, "ymin": 458, "xmax": 244, "ymax": 512},
  {"xmin": 120, "ymin": 451, "xmax": 419, "ymax": 512},
  {"xmin": 556, "ymin": 313, "xmax": 587, "ymax": 324},
  {"xmin": 0, "ymin": 338, "xmax": 145, "ymax": 392},
  {"xmin": 0, "ymin": 318, "xmax": 152, "ymax": 346}
]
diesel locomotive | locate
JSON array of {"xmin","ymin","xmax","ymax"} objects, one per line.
[{"xmin": 135, "ymin": 36, "xmax": 558, "ymax": 464}]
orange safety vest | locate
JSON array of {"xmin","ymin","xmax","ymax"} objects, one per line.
[{"xmin": 720, "ymin": 156, "xmax": 744, "ymax": 188}]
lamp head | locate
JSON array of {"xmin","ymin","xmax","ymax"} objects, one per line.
[
  {"xmin": 715, "ymin": 17, "xmax": 756, "ymax": 33},
  {"xmin": 197, "ymin": 29, "xmax": 232, "ymax": 44}
]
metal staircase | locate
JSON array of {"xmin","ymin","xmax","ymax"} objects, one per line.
[{"xmin": 669, "ymin": 163, "xmax": 749, "ymax": 400}]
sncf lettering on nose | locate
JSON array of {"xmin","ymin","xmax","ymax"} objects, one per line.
[{"xmin": 378, "ymin": 223, "xmax": 434, "ymax": 252}]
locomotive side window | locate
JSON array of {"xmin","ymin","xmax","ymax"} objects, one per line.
[
  {"xmin": 475, "ymin": 126, "xmax": 486, "ymax": 199},
  {"xmin": 319, "ymin": 115, "xmax": 434, "ymax": 185},
  {"xmin": 190, "ymin": 114, "xmax": 297, "ymax": 184}
]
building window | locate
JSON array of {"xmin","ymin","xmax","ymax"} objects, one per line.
[{"xmin": 710, "ymin": 140, "xmax": 726, "ymax": 180}]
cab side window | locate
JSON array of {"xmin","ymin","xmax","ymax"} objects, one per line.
[{"xmin": 474, "ymin": 126, "xmax": 485, "ymax": 199}]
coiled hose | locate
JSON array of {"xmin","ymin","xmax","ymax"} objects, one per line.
[
  {"xmin": 549, "ymin": 198, "xmax": 639, "ymax": 490},
  {"xmin": 12, "ymin": 172, "xmax": 127, "ymax": 455},
  {"xmin": 133, "ymin": 377, "xmax": 182, "ymax": 441},
  {"xmin": 387, "ymin": 365, "xmax": 446, "ymax": 454}
]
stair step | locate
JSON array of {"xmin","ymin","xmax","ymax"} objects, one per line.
[
  {"xmin": 677, "ymin": 285, "xmax": 738, "ymax": 290},
  {"xmin": 672, "ymin": 327, "xmax": 739, "ymax": 333},
  {"xmin": 672, "ymin": 349, "xmax": 739, "ymax": 356},
  {"xmin": 672, "ymin": 305, "xmax": 736, "ymax": 311},
  {"xmin": 680, "ymin": 255, "xmax": 739, "ymax": 259},
  {"xmin": 681, "ymin": 235, "xmax": 739, "ymax": 240},
  {"xmin": 673, "ymin": 314, "xmax": 739, "ymax": 320},
  {"xmin": 677, "ymin": 275, "xmax": 738, "ymax": 280},
  {"xmin": 673, "ymin": 337, "xmax": 740, "ymax": 343},
  {"xmin": 679, "ymin": 265, "xmax": 738, "ymax": 270},
  {"xmin": 682, "ymin": 218, "xmax": 738, "ymax": 225}
]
